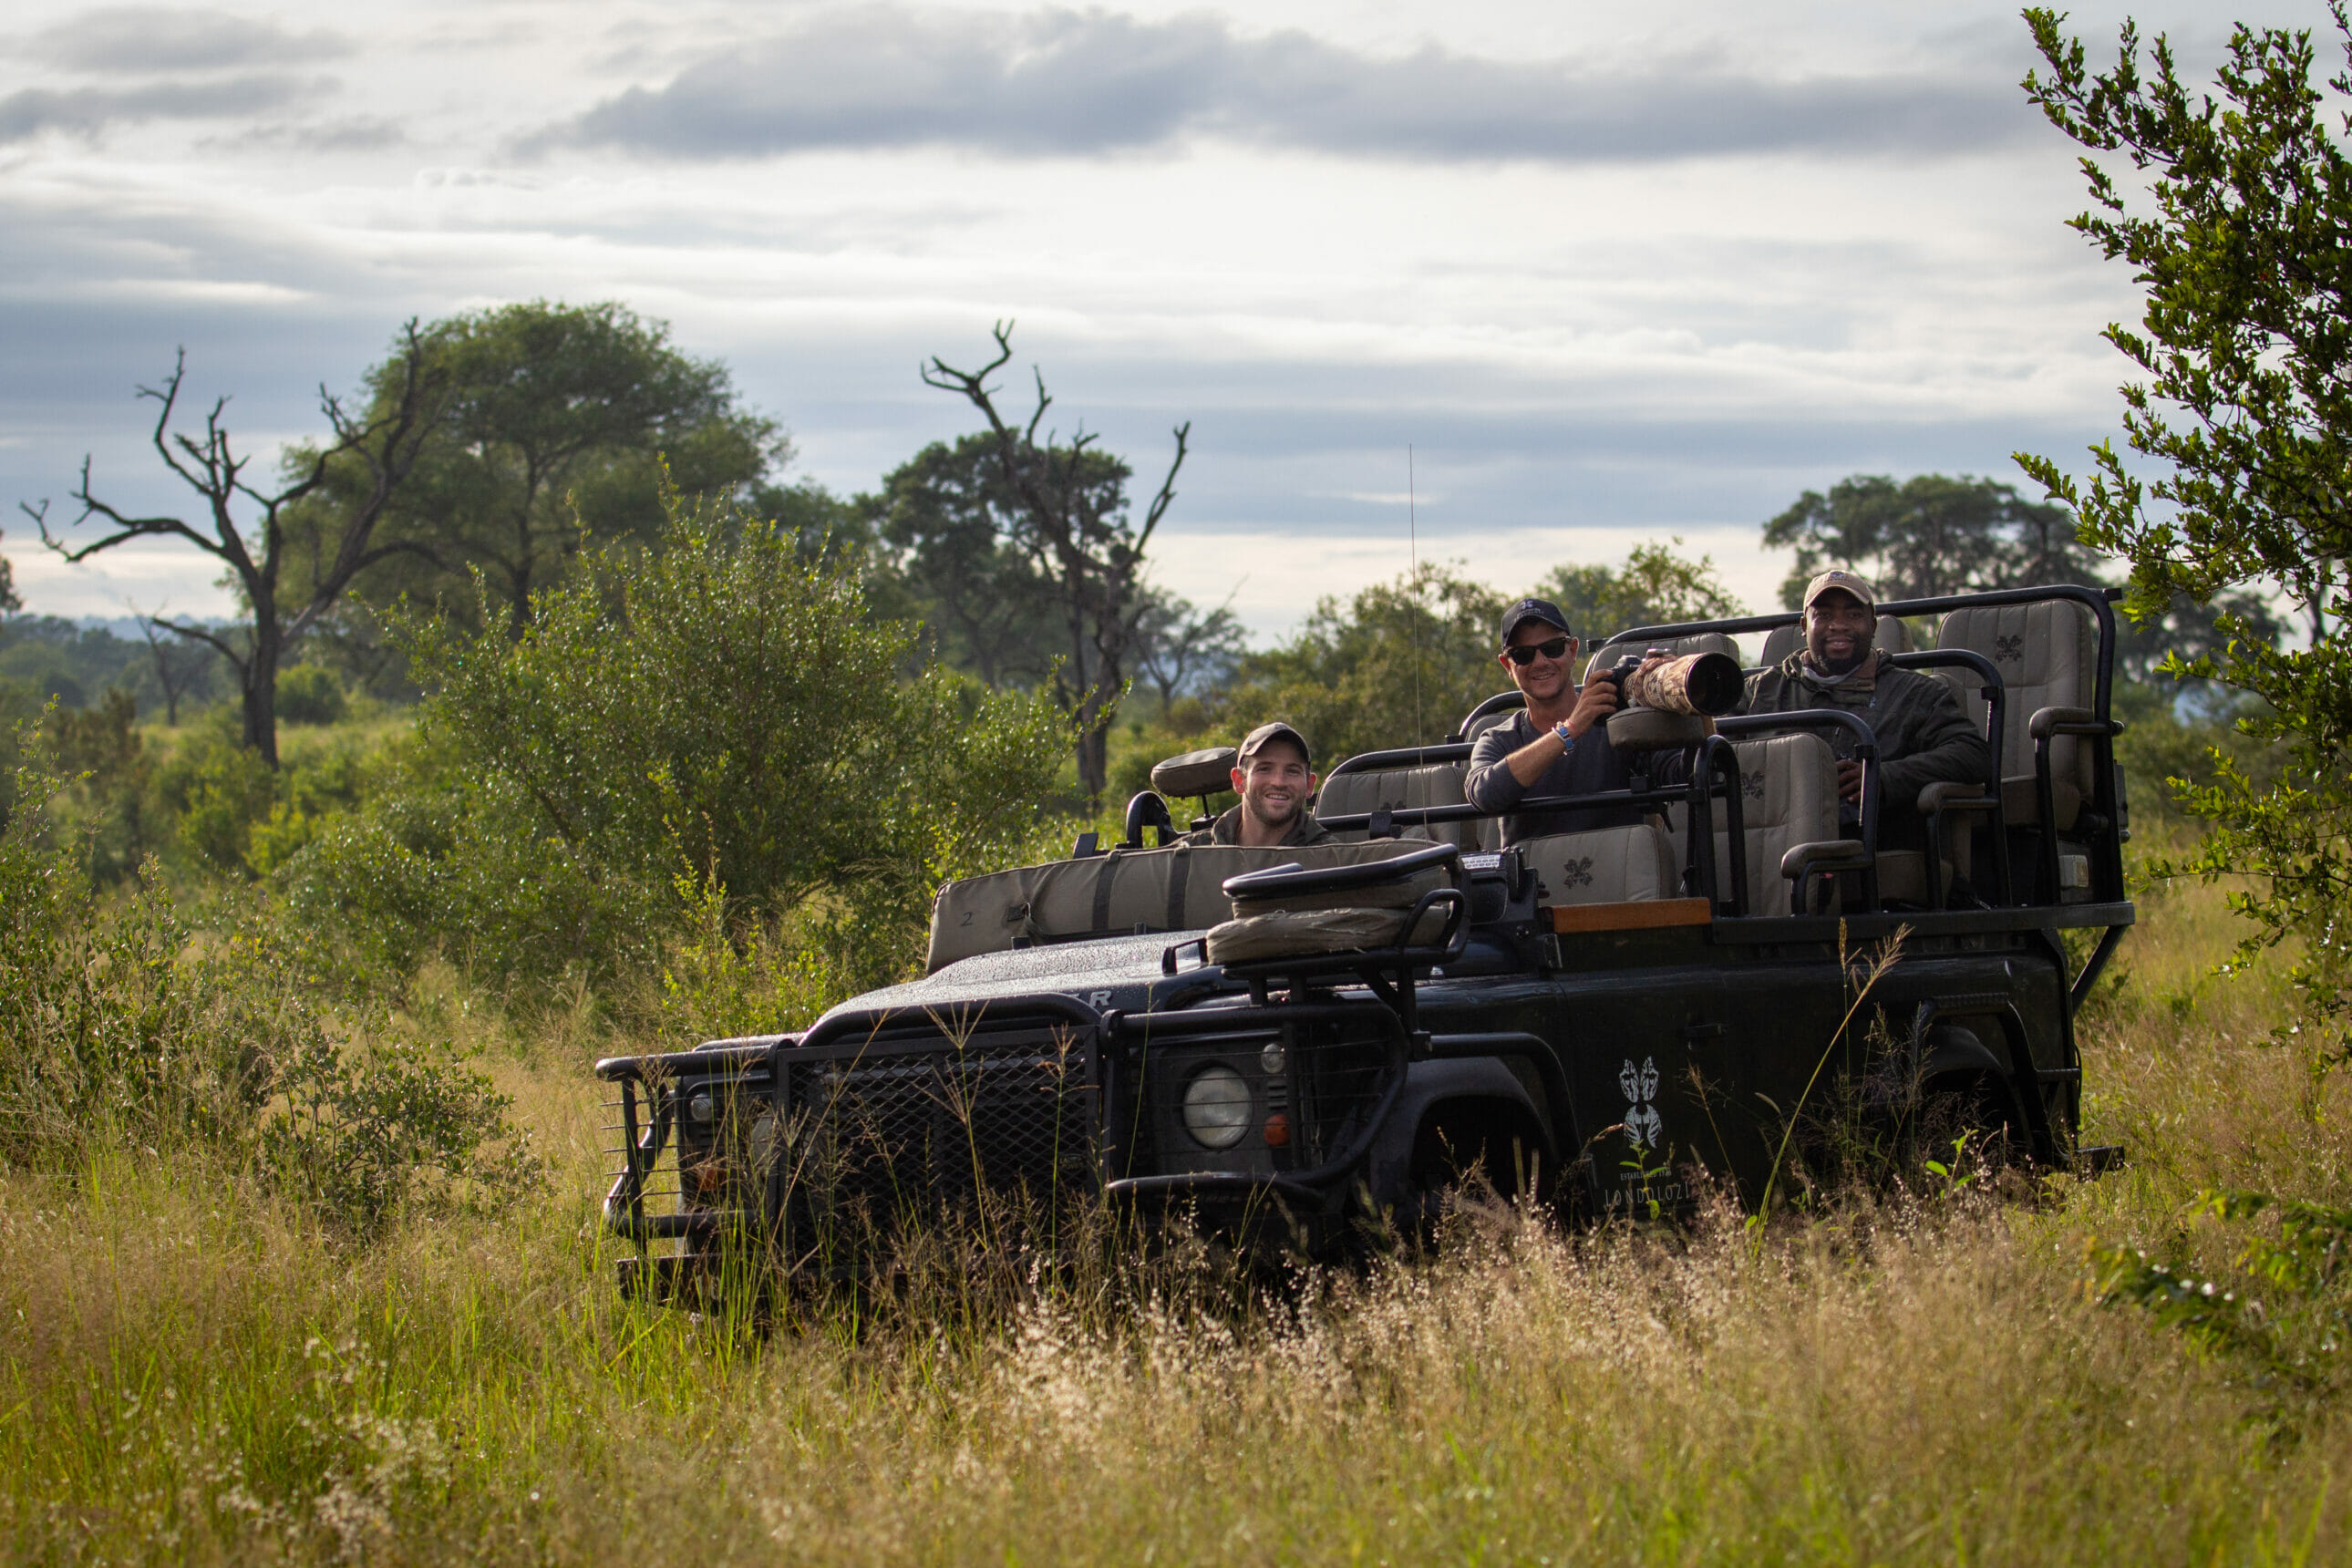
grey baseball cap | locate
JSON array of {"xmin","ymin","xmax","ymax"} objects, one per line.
[
  {"xmin": 1801, "ymin": 569, "xmax": 1876, "ymax": 614},
  {"xmin": 1497, "ymin": 597, "xmax": 1572, "ymax": 645},
  {"xmin": 1236, "ymin": 720, "xmax": 1312, "ymax": 767}
]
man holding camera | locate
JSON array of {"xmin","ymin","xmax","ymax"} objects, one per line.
[{"xmin": 1464, "ymin": 598, "xmax": 1657, "ymax": 844}]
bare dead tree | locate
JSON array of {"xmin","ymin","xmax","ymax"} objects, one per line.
[
  {"xmin": 22, "ymin": 326, "xmax": 445, "ymax": 767},
  {"xmin": 126, "ymin": 602, "xmax": 212, "ymax": 727},
  {"xmin": 922, "ymin": 322, "xmax": 1189, "ymax": 801},
  {"xmin": 1135, "ymin": 585, "xmax": 1247, "ymax": 710}
]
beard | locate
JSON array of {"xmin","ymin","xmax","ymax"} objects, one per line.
[
  {"xmin": 1810, "ymin": 642, "xmax": 1869, "ymax": 677},
  {"xmin": 1245, "ymin": 794, "xmax": 1299, "ymax": 830}
]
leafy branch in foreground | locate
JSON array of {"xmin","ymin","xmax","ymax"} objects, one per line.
[
  {"xmin": 2018, "ymin": 9, "xmax": 2352, "ymax": 1063},
  {"xmin": 2090, "ymin": 1191, "xmax": 2352, "ymax": 1421}
]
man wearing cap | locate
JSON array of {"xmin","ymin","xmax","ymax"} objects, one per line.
[
  {"xmin": 1738, "ymin": 570, "xmax": 1991, "ymax": 853},
  {"xmin": 1463, "ymin": 598, "xmax": 1654, "ymax": 844},
  {"xmin": 1181, "ymin": 721, "xmax": 1333, "ymax": 848}
]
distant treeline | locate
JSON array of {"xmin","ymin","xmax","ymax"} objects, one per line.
[{"xmin": 4, "ymin": 300, "xmax": 2288, "ymax": 814}]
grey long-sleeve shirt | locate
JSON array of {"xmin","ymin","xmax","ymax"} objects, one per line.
[{"xmin": 1463, "ymin": 711, "xmax": 1643, "ymax": 845}]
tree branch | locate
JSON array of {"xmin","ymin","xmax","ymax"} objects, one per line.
[
  {"xmin": 151, "ymin": 615, "xmax": 249, "ymax": 675},
  {"xmin": 1134, "ymin": 421, "xmax": 1191, "ymax": 561}
]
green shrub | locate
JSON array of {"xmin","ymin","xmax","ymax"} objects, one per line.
[
  {"xmin": 275, "ymin": 665, "xmax": 348, "ymax": 727},
  {"xmin": 263, "ymin": 1024, "xmax": 538, "ymax": 1237},
  {"xmin": 46, "ymin": 688, "xmax": 166, "ymax": 882},
  {"xmin": 291, "ymin": 482, "xmax": 1069, "ymax": 994},
  {"xmin": 0, "ymin": 718, "xmax": 535, "ymax": 1232},
  {"xmin": 247, "ymin": 738, "xmax": 371, "ymax": 877},
  {"xmin": 0, "ymin": 726, "xmax": 264, "ymax": 1158},
  {"xmin": 159, "ymin": 716, "xmax": 278, "ymax": 874}
]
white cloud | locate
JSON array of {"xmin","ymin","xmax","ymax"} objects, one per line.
[
  {"xmin": 0, "ymin": 0, "xmax": 2242, "ymax": 634},
  {"xmin": 26, "ymin": 7, "xmax": 353, "ymax": 73},
  {"xmin": 541, "ymin": 5, "xmax": 2035, "ymax": 164}
]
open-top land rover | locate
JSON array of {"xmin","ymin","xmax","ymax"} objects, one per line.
[{"xmin": 597, "ymin": 583, "xmax": 2132, "ymax": 1297}]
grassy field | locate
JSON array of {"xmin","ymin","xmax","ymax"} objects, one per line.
[{"xmin": 4, "ymin": 869, "xmax": 2347, "ymax": 1565}]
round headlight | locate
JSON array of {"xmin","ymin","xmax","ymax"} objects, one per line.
[
  {"xmin": 686, "ymin": 1088, "xmax": 714, "ymax": 1125},
  {"xmin": 1181, "ymin": 1066, "xmax": 1253, "ymax": 1150}
]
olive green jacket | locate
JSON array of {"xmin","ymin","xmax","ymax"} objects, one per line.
[
  {"xmin": 1740, "ymin": 650, "xmax": 1993, "ymax": 810},
  {"xmin": 1179, "ymin": 803, "xmax": 1333, "ymax": 848}
]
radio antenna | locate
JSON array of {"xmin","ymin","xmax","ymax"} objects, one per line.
[{"xmin": 1408, "ymin": 445, "xmax": 1424, "ymax": 747}]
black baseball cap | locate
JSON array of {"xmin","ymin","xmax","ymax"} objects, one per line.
[
  {"xmin": 1237, "ymin": 720, "xmax": 1312, "ymax": 768},
  {"xmin": 1498, "ymin": 597, "xmax": 1572, "ymax": 646}
]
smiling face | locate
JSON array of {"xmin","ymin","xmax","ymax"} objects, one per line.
[
  {"xmin": 1231, "ymin": 741, "xmax": 1315, "ymax": 833},
  {"xmin": 1804, "ymin": 589, "xmax": 1875, "ymax": 676},
  {"xmin": 1499, "ymin": 621, "xmax": 1578, "ymax": 707}
]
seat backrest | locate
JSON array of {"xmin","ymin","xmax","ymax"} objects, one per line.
[
  {"xmin": 1935, "ymin": 599, "xmax": 2098, "ymax": 802},
  {"xmin": 926, "ymin": 839, "xmax": 1449, "ymax": 971},
  {"xmin": 1584, "ymin": 631, "xmax": 1740, "ymax": 683},
  {"xmin": 1667, "ymin": 732, "xmax": 1839, "ymax": 914},
  {"xmin": 1314, "ymin": 761, "xmax": 1479, "ymax": 848},
  {"xmin": 1516, "ymin": 821, "xmax": 1680, "ymax": 907},
  {"xmin": 1759, "ymin": 615, "xmax": 1911, "ymax": 669}
]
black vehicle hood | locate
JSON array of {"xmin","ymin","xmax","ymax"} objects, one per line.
[{"xmin": 811, "ymin": 932, "xmax": 1225, "ymax": 1025}]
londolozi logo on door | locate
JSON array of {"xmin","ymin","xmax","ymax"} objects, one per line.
[{"xmin": 1619, "ymin": 1056, "xmax": 1662, "ymax": 1150}]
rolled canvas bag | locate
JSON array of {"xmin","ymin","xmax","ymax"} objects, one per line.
[
  {"xmin": 1202, "ymin": 903, "xmax": 1453, "ymax": 966},
  {"xmin": 925, "ymin": 839, "xmax": 1447, "ymax": 971}
]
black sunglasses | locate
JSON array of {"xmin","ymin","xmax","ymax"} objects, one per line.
[{"xmin": 1503, "ymin": 634, "xmax": 1573, "ymax": 666}]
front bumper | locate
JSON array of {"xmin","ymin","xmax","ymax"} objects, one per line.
[{"xmin": 593, "ymin": 993, "xmax": 1410, "ymax": 1293}]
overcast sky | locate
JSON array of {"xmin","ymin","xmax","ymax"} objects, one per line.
[{"xmin": 0, "ymin": 0, "xmax": 2276, "ymax": 638}]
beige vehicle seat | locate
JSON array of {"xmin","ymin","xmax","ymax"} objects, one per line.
[
  {"xmin": 1666, "ymin": 732, "xmax": 1845, "ymax": 914},
  {"xmin": 1515, "ymin": 822, "xmax": 1680, "ymax": 907},
  {"xmin": 1759, "ymin": 614, "xmax": 1914, "ymax": 669},
  {"xmin": 926, "ymin": 839, "xmax": 1445, "ymax": 971},
  {"xmin": 1936, "ymin": 600, "xmax": 2099, "ymax": 830},
  {"xmin": 1315, "ymin": 760, "xmax": 1481, "ymax": 850}
]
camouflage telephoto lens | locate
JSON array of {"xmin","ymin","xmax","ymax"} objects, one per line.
[{"xmin": 1624, "ymin": 652, "xmax": 1744, "ymax": 717}]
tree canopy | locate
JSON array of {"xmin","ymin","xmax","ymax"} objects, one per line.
[
  {"xmin": 1541, "ymin": 539, "xmax": 1743, "ymax": 645},
  {"xmin": 1762, "ymin": 473, "xmax": 2106, "ymax": 609},
  {"xmin": 323, "ymin": 300, "xmax": 783, "ymax": 638},
  {"xmin": 294, "ymin": 482, "xmax": 1068, "ymax": 989}
]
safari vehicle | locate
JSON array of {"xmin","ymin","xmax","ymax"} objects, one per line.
[{"xmin": 597, "ymin": 583, "xmax": 2133, "ymax": 1297}]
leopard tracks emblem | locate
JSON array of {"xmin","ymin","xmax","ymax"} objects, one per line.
[{"xmin": 1618, "ymin": 1055, "xmax": 1663, "ymax": 1150}]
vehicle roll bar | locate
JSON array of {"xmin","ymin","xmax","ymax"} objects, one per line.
[
  {"xmin": 1123, "ymin": 789, "xmax": 1177, "ymax": 848},
  {"xmin": 1597, "ymin": 583, "xmax": 2123, "ymax": 742},
  {"xmin": 1323, "ymin": 741, "xmax": 1474, "ymax": 778},
  {"xmin": 1452, "ymin": 692, "xmax": 1526, "ymax": 741}
]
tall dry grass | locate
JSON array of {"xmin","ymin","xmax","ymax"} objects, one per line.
[{"xmin": 4, "ymin": 872, "xmax": 2349, "ymax": 1565}]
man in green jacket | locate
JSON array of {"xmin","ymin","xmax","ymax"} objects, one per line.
[{"xmin": 1741, "ymin": 570, "xmax": 1992, "ymax": 856}]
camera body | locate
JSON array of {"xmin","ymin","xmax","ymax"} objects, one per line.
[{"xmin": 1595, "ymin": 649, "xmax": 1664, "ymax": 696}]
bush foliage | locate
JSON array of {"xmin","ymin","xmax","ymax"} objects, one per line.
[
  {"xmin": 291, "ymin": 483, "xmax": 1069, "ymax": 995},
  {"xmin": 2022, "ymin": 9, "xmax": 2352, "ymax": 1061}
]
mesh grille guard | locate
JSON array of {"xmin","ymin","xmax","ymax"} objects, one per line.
[{"xmin": 770, "ymin": 1003, "xmax": 1105, "ymax": 1271}]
